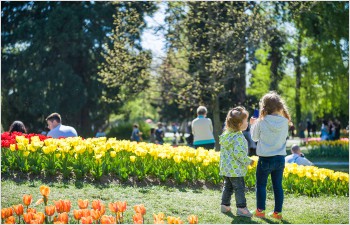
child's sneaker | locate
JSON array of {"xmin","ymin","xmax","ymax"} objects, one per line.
[
  {"xmin": 251, "ymin": 209, "xmax": 265, "ymax": 218},
  {"xmin": 220, "ymin": 205, "xmax": 231, "ymax": 213},
  {"xmin": 236, "ymin": 207, "xmax": 253, "ymax": 217},
  {"xmin": 268, "ymin": 211, "xmax": 282, "ymax": 220}
]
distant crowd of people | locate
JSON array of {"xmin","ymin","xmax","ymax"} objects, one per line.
[{"xmin": 288, "ymin": 118, "xmax": 342, "ymax": 140}]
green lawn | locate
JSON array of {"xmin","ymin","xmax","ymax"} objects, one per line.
[{"xmin": 1, "ymin": 177, "xmax": 349, "ymax": 224}]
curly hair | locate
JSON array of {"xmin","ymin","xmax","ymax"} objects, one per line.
[{"xmin": 225, "ymin": 106, "xmax": 248, "ymax": 131}]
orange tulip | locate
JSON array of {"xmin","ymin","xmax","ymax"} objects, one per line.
[
  {"xmin": 54, "ymin": 200, "xmax": 64, "ymax": 214},
  {"xmin": 56, "ymin": 212, "xmax": 68, "ymax": 224},
  {"xmin": 188, "ymin": 215, "xmax": 198, "ymax": 224},
  {"xmin": 92, "ymin": 202, "xmax": 106, "ymax": 216},
  {"xmin": 81, "ymin": 209, "xmax": 91, "ymax": 217},
  {"xmin": 27, "ymin": 208, "xmax": 37, "ymax": 214},
  {"xmin": 116, "ymin": 201, "xmax": 127, "ymax": 213},
  {"xmin": 108, "ymin": 202, "xmax": 118, "ymax": 213},
  {"xmin": 167, "ymin": 216, "xmax": 183, "ymax": 224},
  {"xmin": 23, "ymin": 194, "xmax": 32, "ymax": 207},
  {"xmin": 100, "ymin": 204, "xmax": 106, "ymax": 215},
  {"xmin": 90, "ymin": 209, "xmax": 102, "ymax": 221},
  {"xmin": 133, "ymin": 213, "xmax": 143, "ymax": 224},
  {"xmin": 45, "ymin": 205, "xmax": 56, "ymax": 216},
  {"xmin": 53, "ymin": 221, "xmax": 65, "ymax": 224},
  {"xmin": 73, "ymin": 209, "xmax": 83, "ymax": 221},
  {"xmin": 81, "ymin": 216, "xmax": 93, "ymax": 224},
  {"xmin": 92, "ymin": 200, "xmax": 103, "ymax": 210},
  {"xmin": 4, "ymin": 216, "xmax": 16, "ymax": 224},
  {"xmin": 134, "ymin": 204, "xmax": 146, "ymax": 215},
  {"xmin": 13, "ymin": 204, "xmax": 24, "ymax": 216},
  {"xmin": 100, "ymin": 215, "xmax": 116, "ymax": 224},
  {"xmin": 30, "ymin": 219, "xmax": 41, "ymax": 224},
  {"xmin": 1, "ymin": 208, "xmax": 13, "ymax": 219},
  {"xmin": 154, "ymin": 212, "xmax": 165, "ymax": 223},
  {"xmin": 78, "ymin": 199, "xmax": 89, "ymax": 209},
  {"xmin": 39, "ymin": 185, "xmax": 50, "ymax": 197},
  {"xmin": 63, "ymin": 200, "xmax": 71, "ymax": 213},
  {"xmin": 33, "ymin": 212, "xmax": 45, "ymax": 224},
  {"xmin": 23, "ymin": 212, "xmax": 35, "ymax": 224}
]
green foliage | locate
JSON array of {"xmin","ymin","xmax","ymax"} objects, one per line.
[
  {"xmin": 98, "ymin": 3, "xmax": 154, "ymax": 104},
  {"xmin": 1, "ymin": 2, "xmax": 117, "ymax": 135},
  {"xmin": 247, "ymin": 47, "xmax": 271, "ymax": 98}
]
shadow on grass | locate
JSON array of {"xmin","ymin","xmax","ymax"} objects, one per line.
[
  {"xmin": 221, "ymin": 211, "xmax": 292, "ymax": 224},
  {"xmin": 260, "ymin": 217, "xmax": 292, "ymax": 224},
  {"xmin": 221, "ymin": 211, "xmax": 258, "ymax": 224},
  {"xmin": 1, "ymin": 171, "xmax": 222, "ymax": 192}
]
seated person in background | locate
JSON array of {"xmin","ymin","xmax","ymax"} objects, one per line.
[
  {"xmin": 95, "ymin": 128, "xmax": 106, "ymax": 138},
  {"xmin": 9, "ymin": 120, "xmax": 27, "ymax": 133},
  {"xmin": 46, "ymin": 112, "xmax": 78, "ymax": 138},
  {"xmin": 285, "ymin": 144, "xmax": 313, "ymax": 166}
]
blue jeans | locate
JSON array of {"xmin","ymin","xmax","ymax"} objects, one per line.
[
  {"xmin": 221, "ymin": 176, "xmax": 247, "ymax": 208},
  {"xmin": 256, "ymin": 156, "xmax": 285, "ymax": 213}
]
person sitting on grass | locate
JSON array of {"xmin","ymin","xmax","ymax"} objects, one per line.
[{"xmin": 285, "ymin": 144, "xmax": 313, "ymax": 166}]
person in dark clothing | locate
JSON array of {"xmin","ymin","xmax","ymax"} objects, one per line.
[
  {"xmin": 155, "ymin": 122, "xmax": 164, "ymax": 144},
  {"xmin": 306, "ymin": 119, "xmax": 312, "ymax": 138}
]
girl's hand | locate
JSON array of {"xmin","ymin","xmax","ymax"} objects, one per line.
[{"xmin": 250, "ymin": 117, "xmax": 257, "ymax": 125}]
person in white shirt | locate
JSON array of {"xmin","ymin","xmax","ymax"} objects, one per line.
[
  {"xmin": 191, "ymin": 106, "xmax": 215, "ymax": 150},
  {"xmin": 46, "ymin": 112, "xmax": 78, "ymax": 138},
  {"xmin": 285, "ymin": 144, "xmax": 313, "ymax": 166}
]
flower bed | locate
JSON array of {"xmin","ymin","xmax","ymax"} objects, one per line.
[
  {"xmin": 305, "ymin": 139, "xmax": 349, "ymax": 158},
  {"xmin": 1, "ymin": 185, "xmax": 198, "ymax": 224},
  {"xmin": 1, "ymin": 132, "xmax": 348, "ymax": 196}
]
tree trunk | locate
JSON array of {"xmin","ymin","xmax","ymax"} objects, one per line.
[
  {"xmin": 294, "ymin": 34, "xmax": 302, "ymax": 135},
  {"xmin": 212, "ymin": 96, "xmax": 221, "ymax": 151}
]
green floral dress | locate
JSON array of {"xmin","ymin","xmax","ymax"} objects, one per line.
[{"xmin": 219, "ymin": 130, "xmax": 251, "ymax": 177}]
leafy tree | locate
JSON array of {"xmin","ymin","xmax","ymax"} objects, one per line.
[
  {"xmin": 98, "ymin": 2, "xmax": 156, "ymax": 107},
  {"xmin": 159, "ymin": 2, "xmax": 267, "ymax": 149},
  {"xmin": 1, "ymin": 1, "xmax": 116, "ymax": 135},
  {"xmin": 1, "ymin": 1, "xmax": 157, "ymax": 136},
  {"xmin": 286, "ymin": 2, "xmax": 349, "ymax": 127}
]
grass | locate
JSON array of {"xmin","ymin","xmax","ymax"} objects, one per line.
[{"xmin": 1, "ymin": 177, "xmax": 349, "ymax": 224}]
